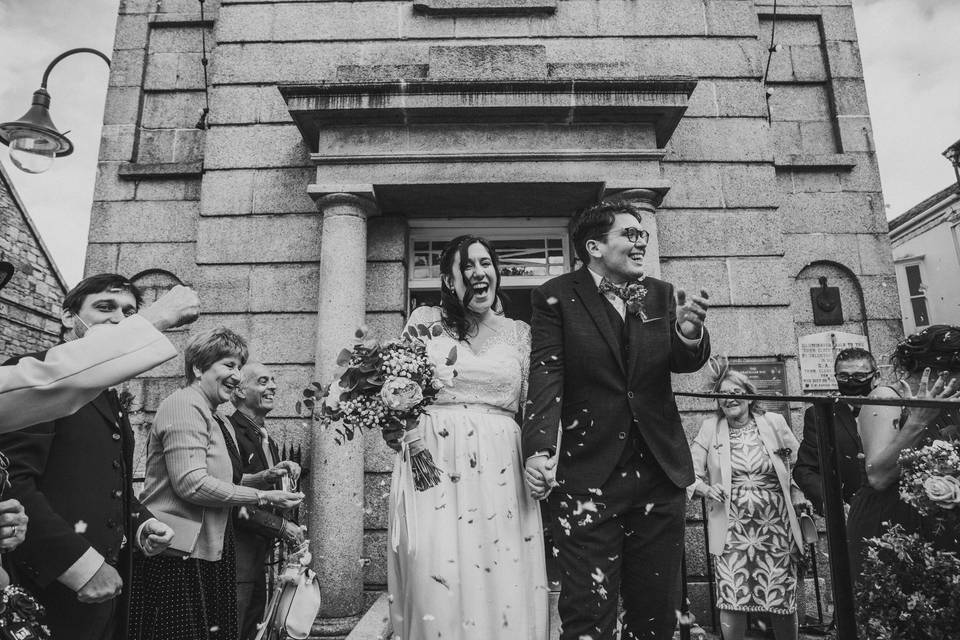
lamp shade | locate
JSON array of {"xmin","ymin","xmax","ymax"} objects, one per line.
[{"xmin": 0, "ymin": 88, "xmax": 73, "ymax": 174}]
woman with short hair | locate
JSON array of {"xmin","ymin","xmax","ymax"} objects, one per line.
[
  {"xmin": 689, "ymin": 363, "xmax": 808, "ymax": 640},
  {"xmin": 129, "ymin": 328, "xmax": 302, "ymax": 640}
]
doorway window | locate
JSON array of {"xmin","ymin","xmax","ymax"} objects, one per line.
[{"xmin": 408, "ymin": 219, "xmax": 571, "ymax": 323}]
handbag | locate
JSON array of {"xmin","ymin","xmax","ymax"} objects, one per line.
[
  {"xmin": 152, "ymin": 511, "xmax": 203, "ymax": 558},
  {"xmin": 799, "ymin": 512, "xmax": 819, "ymax": 545},
  {"xmin": 255, "ymin": 546, "xmax": 322, "ymax": 640}
]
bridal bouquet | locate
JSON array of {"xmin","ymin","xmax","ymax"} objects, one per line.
[
  {"xmin": 856, "ymin": 439, "xmax": 960, "ymax": 638},
  {"xmin": 299, "ymin": 325, "xmax": 456, "ymax": 491},
  {"xmin": 898, "ymin": 439, "xmax": 960, "ymax": 527}
]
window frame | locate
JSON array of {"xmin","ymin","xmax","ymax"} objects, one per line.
[{"xmin": 407, "ymin": 217, "xmax": 573, "ymax": 293}]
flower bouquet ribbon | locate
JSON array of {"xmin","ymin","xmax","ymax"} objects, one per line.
[{"xmin": 299, "ymin": 325, "xmax": 457, "ymax": 492}]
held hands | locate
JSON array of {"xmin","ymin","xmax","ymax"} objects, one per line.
[
  {"xmin": 139, "ymin": 519, "xmax": 175, "ymax": 557},
  {"xmin": 524, "ymin": 455, "xmax": 559, "ymax": 501},
  {"xmin": 77, "ymin": 563, "xmax": 123, "ymax": 604},
  {"xmin": 676, "ymin": 289, "xmax": 710, "ymax": 340},
  {"xmin": 0, "ymin": 499, "xmax": 27, "ymax": 552},
  {"xmin": 139, "ymin": 285, "xmax": 200, "ymax": 331}
]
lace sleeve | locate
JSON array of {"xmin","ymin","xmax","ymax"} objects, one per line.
[
  {"xmin": 402, "ymin": 306, "xmax": 442, "ymax": 341},
  {"xmin": 516, "ymin": 320, "xmax": 532, "ymax": 416}
]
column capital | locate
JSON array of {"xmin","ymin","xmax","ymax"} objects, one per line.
[
  {"xmin": 309, "ymin": 184, "xmax": 380, "ymax": 218},
  {"xmin": 601, "ymin": 187, "xmax": 664, "ymax": 214}
]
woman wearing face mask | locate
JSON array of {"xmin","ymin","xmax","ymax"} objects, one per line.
[
  {"xmin": 689, "ymin": 360, "xmax": 810, "ymax": 640},
  {"xmin": 846, "ymin": 325, "xmax": 960, "ymax": 580},
  {"xmin": 386, "ymin": 236, "xmax": 548, "ymax": 640},
  {"xmin": 129, "ymin": 328, "xmax": 303, "ymax": 640}
]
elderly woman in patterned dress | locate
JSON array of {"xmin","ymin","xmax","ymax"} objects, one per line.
[{"xmin": 688, "ymin": 365, "xmax": 811, "ymax": 640}]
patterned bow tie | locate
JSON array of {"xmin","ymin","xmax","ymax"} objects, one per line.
[{"xmin": 598, "ymin": 278, "xmax": 634, "ymax": 301}]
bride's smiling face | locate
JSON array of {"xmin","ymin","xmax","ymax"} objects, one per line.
[{"xmin": 446, "ymin": 242, "xmax": 499, "ymax": 315}]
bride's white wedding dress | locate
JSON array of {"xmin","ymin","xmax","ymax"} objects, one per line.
[{"xmin": 388, "ymin": 306, "xmax": 548, "ymax": 640}]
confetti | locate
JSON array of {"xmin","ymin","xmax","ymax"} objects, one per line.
[{"xmin": 74, "ymin": 520, "xmax": 88, "ymax": 534}]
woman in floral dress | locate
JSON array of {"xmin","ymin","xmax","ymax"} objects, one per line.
[
  {"xmin": 689, "ymin": 365, "xmax": 810, "ymax": 640},
  {"xmin": 386, "ymin": 235, "xmax": 548, "ymax": 640}
]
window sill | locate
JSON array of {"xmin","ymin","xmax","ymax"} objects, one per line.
[
  {"xmin": 118, "ymin": 161, "xmax": 203, "ymax": 180},
  {"xmin": 774, "ymin": 153, "xmax": 857, "ymax": 169},
  {"xmin": 413, "ymin": 0, "xmax": 558, "ymax": 16}
]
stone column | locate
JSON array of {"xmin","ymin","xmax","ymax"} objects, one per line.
[
  {"xmin": 309, "ymin": 191, "xmax": 378, "ymax": 639},
  {"xmin": 602, "ymin": 187, "xmax": 664, "ymax": 279}
]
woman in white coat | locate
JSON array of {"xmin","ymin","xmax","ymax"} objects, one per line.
[{"xmin": 689, "ymin": 366, "xmax": 810, "ymax": 640}]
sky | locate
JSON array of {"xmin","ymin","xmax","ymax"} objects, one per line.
[{"xmin": 1, "ymin": 0, "xmax": 958, "ymax": 287}]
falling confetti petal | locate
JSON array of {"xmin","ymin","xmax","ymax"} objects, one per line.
[{"xmin": 74, "ymin": 520, "xmax": 88, "ymax": 534}]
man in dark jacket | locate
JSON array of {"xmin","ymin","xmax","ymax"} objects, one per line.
[
  {"xmin": 523, "ymin": 201, "xmax": 711, "ymax": 640},
  {"xmin": 228, "ymin": 362, "xmax": 303, "ymax": 639},
  {"xmin": 0, "ymin": 274, "xmax": 174, "ymax": 640},
  {"xmin": 794, "ymin": 347, "xmax": 873, "ymax": 514}
]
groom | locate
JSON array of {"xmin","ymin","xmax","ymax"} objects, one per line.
[{"xmin": 523, "ymin": 201, "xmax": 710, "ymax": 640}]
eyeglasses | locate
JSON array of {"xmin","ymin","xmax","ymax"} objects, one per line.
[
  {"xmin": 835, "ymin": 371, "xmax": 877, "ymax": 383},
  {"xmin": 604, "ymin": 228, "xmax": 650, "ymax": 245},
  {"xmin": 719, "ymin": 388, "xmax": 747, "ymax": 396}
]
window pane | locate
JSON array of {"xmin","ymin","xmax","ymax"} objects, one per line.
[
  {"xmin": 905, "ymin": 265, "xmax": 924, "ymax": 296},
  {"xmin": 490, "ymin": 238, "xmax": 550, "ymax": 277},
  {"xmin": 911, "ymin": 297, "xmax": 929, "ymax": 327}
]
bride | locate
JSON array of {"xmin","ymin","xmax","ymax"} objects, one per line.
[{"xmin": 387, "ymin": 235, "xmax": 549, "ymax": 640}]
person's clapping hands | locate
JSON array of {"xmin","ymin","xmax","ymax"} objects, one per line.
[{"xmin": 0, "ymin": 499, "xmax": 27, "ymax": 552}]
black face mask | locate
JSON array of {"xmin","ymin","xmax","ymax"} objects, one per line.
[{"xmin": 837, "ymin": 380, "xmax": 874, "ymax": 397}]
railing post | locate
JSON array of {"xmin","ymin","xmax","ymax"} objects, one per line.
[{"xmin": 812, "ymin": 400, "xmax": 858, "ymax": 640}]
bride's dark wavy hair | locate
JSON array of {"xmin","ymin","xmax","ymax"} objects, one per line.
[{"xmin": 439, "ymin": 235, "xmax": 506, "ymax": 341}]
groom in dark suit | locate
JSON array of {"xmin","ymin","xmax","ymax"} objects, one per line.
[{"xmin": 523, "ymin": 201, "xmax": 711, "ymax": 640}]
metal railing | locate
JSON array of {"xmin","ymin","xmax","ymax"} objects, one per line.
[{"xmin": 674, "ymin": 389, "xmax": 960, "ymax": 640}]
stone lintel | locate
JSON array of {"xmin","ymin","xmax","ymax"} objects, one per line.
[
  {"xmin": 279, "ymin": 78, "xmax": 697, "ymax": 151},
  {"xmin": 413, "ymin": 0, "xmax": 557, "ymax": 16}
]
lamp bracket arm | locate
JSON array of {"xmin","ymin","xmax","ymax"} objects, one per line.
[{"xmin": 40, "ymin": 48, "xmax": 111, "ymax": 89}]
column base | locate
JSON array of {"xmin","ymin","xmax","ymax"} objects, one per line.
[{"xmin": 309, "ymin": 614, "xmax": 363, "ymax": 640}]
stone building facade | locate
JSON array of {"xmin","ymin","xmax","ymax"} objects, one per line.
[
  {"xmin": 0, "ymin": 162, "xmax": 67, "ymax": 359},
  {"xmin": 88, "ymin": 0, "xmax": 900, "ymax": 636}
]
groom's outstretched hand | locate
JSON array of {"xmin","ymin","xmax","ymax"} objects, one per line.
[
  {"xmin": 676, "ymin": 288, "xmax": 710, "ymax": 340},
  {"xmin": 524, "ymin": 455, "xmax": 558, "ymax": 500}
]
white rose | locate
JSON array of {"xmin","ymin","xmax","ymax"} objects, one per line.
[
  {"xmin": 922, "ymin": 475, "xmax": 960, "ymax": 509},
  {"xmin": 379, "ymin": 376, "xmax": 424, "ymax": 412}
]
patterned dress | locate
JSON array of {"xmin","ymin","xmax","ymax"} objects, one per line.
[{"xmin": 714, "ymin": 422, "xmax": 798, "ymax": 614}]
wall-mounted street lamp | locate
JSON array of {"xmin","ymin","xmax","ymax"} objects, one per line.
[
  {"xmin": 0, "ymin": 48, "xmax": 110, "ymax": 174},
  {"xmin": 944, "ymin": 137, "xmax": 960, "ymax": 190}
]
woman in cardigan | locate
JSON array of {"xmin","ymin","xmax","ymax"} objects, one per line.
[
  {"xmin": 129, "ymin": 328, "xmax": 303, "ymax": 640},
  {"xmin": 689, "ymin": 364, "xmax": 810, "ymax": 640}
]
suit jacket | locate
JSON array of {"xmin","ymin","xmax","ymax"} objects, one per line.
[
  {"xmin": 793, "ymin": 403, "xmax": 863, "ymax": 514},
  {"xmin": 0, "ymin": 349, "xmax": 153, "ymax": 593},
  {"xmin": 523, "ymin": 268, "xmax": 711, "ymax": 491},
  {"xmin": 689, "ymin": 412, "xmax": 804, "ymax": 555},
  {"xmin": 0, "ymin": 315, "xmax": 175, "ymax": 433},
  {"xmin": 227, "ymin": 411, "xmax": 286, "ymax": 583}
]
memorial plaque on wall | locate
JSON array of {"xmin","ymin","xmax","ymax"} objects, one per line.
[
  {"xmin": 729, "ymin": 360, "xmax": 791, "ymax": 428},
  {"xmin": 798, "ymin": 331, "xmax": 869, "ymax": 392}
]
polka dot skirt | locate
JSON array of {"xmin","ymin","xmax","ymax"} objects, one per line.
[{"xmin": 129, "ymin": 525, "xmax": 239, "ymax": 640}]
